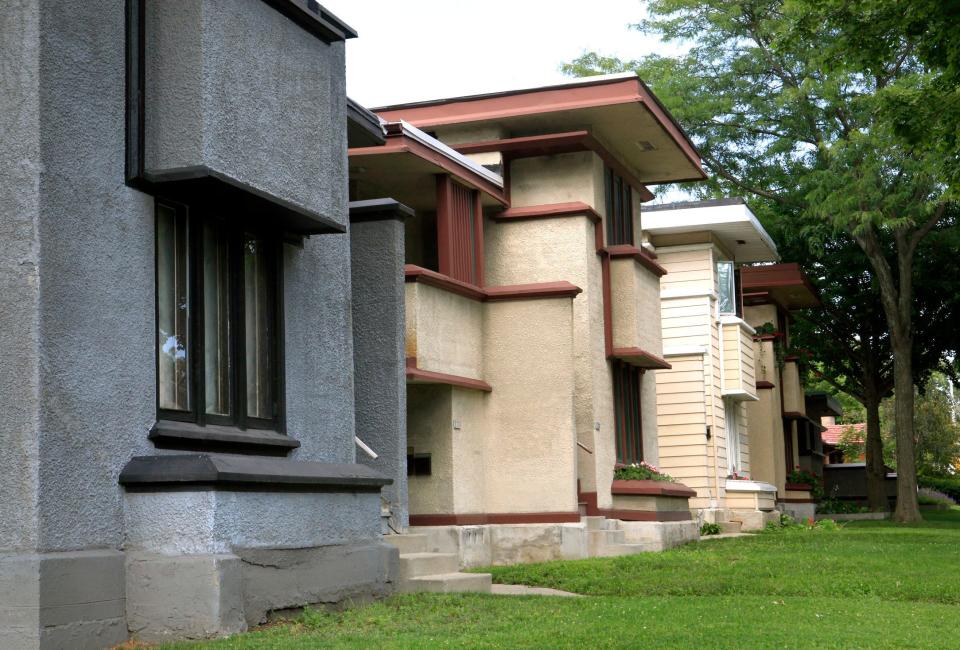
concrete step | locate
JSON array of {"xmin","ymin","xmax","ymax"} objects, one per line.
[
  {"xmin": 398, "ymin": 552, "xmax": 459, "ymax": 580},
  {"xmin": 718, "ymin": 521, "xmax": 742, "ymax": 534},
  {"xmin": 587, "ymin": 529, "xmax": 625, "ymax": 556},
  {"xmin": 384, "ymin": 533, "xmax": 428, "ymax": 555},
  {"xmin": 399, "ymin": 572, "xmax": 492, "ymax": 594},
  {"xmin": 581, "ymin": 516, "xmax": 607, "ymax": 531},
  {"xmin": 596, "ymin": 542, "xmax": 657, "ymax": 557}
]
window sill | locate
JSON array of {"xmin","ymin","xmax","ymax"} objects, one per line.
[{"xmin": 150, "ymin": 421, "xmax": 300, "ymax": 456}]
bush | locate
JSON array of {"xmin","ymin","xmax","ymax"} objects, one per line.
[
  {"xmin": 918, "ymin": 487, "xmax": 957, "ymax": 507},
  {"xmin": 700, "ymin": 522, "xmax": 722, "ymax": 536},
  {"xmin": 918, "ymin": 475, "xmax": 960, "ymax": 502},
  {"xmin": 816, "ymin": 498, "xmax": 868, "ymax": 514}
]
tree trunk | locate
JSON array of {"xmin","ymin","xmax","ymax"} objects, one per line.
[
  {"xmin": 863, "ymin": 391, "xmax": 887, "ymax": 512},
  {"xmin": 890, "ymin": 332, "xmax": 922, "ymax": 522},
  {"xmin": 852, "ymin": 225, "xmax": 922, "ymax": 523}
]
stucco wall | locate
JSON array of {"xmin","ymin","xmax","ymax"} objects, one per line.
[
  {"xmin": 351, "ymin": 218, "xmax": 408, "ymax": 527},
  {"xmin": 509, "ymin": 152, "xmax": 604, "ymax": 211},
  {"xmin": 407, "ymin": 384, "xmax": 455, "ymax": 515},
  {"xmin": 610, "ymin": 258, "xmax": 663, "ymax": 354},
  {"xmin": 144, "ymin": 0, "xmax": 347, "ymax": 227},
  {"xmin": 0, "ymin": 0, "xmax": 361, "ymax": 555},
  {"xmin": 483, "ymin": 298, "xmax": 578, "ymax": 513},
  {"xmin": 405, "ymin": 282, "xmax": 484, "ymax": 379},
  {"xmin": 0, "ymin": 0, "xmax": 42, "ymax": 552}
]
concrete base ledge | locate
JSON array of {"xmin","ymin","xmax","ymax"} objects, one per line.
[{"xmin": 0, "ymin": 550, "xmax": 127, "ymax": 650}]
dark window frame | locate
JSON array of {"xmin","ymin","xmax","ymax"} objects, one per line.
[
  {"xmin": 604, "ymin": 166, "xmax": 635, "ymax": 246},
  {"xmin": 613, "ymin": 360, "xmax": 644, "ymax": 465},
  {"xmin": 155, "ymin": 199, "xmax": 286, "ymax": 434}
]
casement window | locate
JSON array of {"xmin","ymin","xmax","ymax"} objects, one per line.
[
  {"xmin": 725, "ymin": 399, "xmax": 741, "ymax": 474},
  {"xmin": 156, "ymin": 201, "xmax": 283, "ymax": 431},
  {"xmin": 612, "ymin": 360, "xmax": 644, "ymax": 464},
  {"xmin": 437, "ymin": 176, "xmax": 483, "ymax": 285},
  {"xmin": 716, "ymin": 261, "xmax": 743, "ymax": 317},
  {"xmin": 604, "ymin": 166, "xmax": 634, "ymax": 246}
]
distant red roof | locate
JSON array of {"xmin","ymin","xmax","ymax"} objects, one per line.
[{"xmin": 822, "ymin": 423, "xmax": 865, "ymax": 445}]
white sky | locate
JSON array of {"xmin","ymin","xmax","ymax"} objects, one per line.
[{"xmin": 323, "ymin": 0, "xmax": 675, "ymax": 108}]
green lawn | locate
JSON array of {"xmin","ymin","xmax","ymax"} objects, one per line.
[{"xmin": 162, "ymin": 510, "xmax": 960, "ymax": 650}]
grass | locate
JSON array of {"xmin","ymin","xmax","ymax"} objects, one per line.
[{"xmin": 161, "ymin": 509, "xmax": 960, "ymax": 650}]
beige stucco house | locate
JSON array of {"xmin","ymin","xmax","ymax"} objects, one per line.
[{"xmin": 348, "ymin": 74, "xmax": 708, "ymax": 575}]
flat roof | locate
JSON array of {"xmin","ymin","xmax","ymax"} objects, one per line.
[
  {"xmin": 373, "ymin": 73, "xmax": 705, "ymax": 185},
  {"xmin": 642, "ymin": 198, "xmax": 778, "ymax": 263}
]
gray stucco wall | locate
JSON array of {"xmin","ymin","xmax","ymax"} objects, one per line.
[
  {"xmin": 0, "ymin": 0, "xmax": 359, "ymax": 556},
  {"xmin": 350, "ymin": 217, "xmax": 409, "ymax": 528},
  {"xmin": 144, "ymin": 0, "xmax": 348, "ymax": 228},
  {"xmin": 0, "ymin": 0, "xmax": 42, "ymax": 552}
]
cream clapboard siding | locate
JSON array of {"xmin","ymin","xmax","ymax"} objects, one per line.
[{"xmin": 655, "ymin": 355, "xmax": 710, "ymax": 492}]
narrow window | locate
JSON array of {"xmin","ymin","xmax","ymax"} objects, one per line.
[
  {"xmin": 613, "ymin": 360, "xmax": 644, "ymax": 464},
  {"xmin": 157, "ymin": 204, "xmax": 191, "ymax": 412},
  {"xmin": 155, "ymin": 201, "xmax": 282, "ymax": 431},
  {"xmin": 717, "ymin": 261, "xmax": 738, "ymax": 315},
  {"xmin": 726, "ymin": 399, "xmax": 741, "ymax": 474},
  {"xmin": 604, "ymin": 167, "xmax": 634, "ymax": 246}
]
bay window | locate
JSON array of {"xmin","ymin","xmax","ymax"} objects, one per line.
[
  {"xmin": 604, "ymin": 166, "xmax": 634, "ymax": 246},
  {"xmin": 156, "ymin": 200, "xmax": 283, "ymax": 431},
  {"xmin": 613, "ymin": 360, "xmax": 644, "ymax": 464}
]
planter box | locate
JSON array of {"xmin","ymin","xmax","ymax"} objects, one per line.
[
  {"xmin": 608, "ymin": 480, "xmax": 695, "ymax": 521},
  {"xmin": 725, "ymin": 479, "xmax": 777, "ymax": 511}
]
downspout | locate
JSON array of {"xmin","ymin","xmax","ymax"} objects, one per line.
[{"xmin": 705, "ymin": 297, "xmax": 722, "ymax": 510}]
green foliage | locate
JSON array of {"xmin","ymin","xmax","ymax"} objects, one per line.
[
  {"xmin": 787, "ymin": 468, "xmax": 824, "ymax": 500},
  {"xmin": 919, "ymin": 476, "xmax": 960, "ymax": 503},
  {"xmin": 816, "ymin": 498, "xmax": 869, "ymax": 515},
  {"xmin": 883, "ymin": 375, "xmax": 960, "ymax": 475},
  {"xmin": 614, "ymin": 461, "xmax": 675, "ymax": 483},
  {"xmin": 565, "ymin": 0, "xmax": 960, "ymax": 511},
  {"xmin": 700, "ymin": 522, "xmax": 722, "ymax": 536}
]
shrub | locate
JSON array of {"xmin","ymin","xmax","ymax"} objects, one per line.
[
  {"xmin": 816, "ymin": 498, "xmax": 868, "ymax": 514},
  {"xmin": 814, "ymin": 518, "xmax": 841, "ymax": 531},
  {"xmin": 918, "ymin": 475, "xmax": 960, "ymax": 502},
  {"xmin": 787, "ymin": 467, "xmax": 825, "ymax": 500},
  {"xmin": 918, "ymin": 487, "xmax": 957, "ymax": 507},
  {"xmin": 614, "ymin": 461, "xmax": 675, "ymax": 483},
  {"xmin": 700, "ymin": 522, "xmax": 722, "ymax": 536}
]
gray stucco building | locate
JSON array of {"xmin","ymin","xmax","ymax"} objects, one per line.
[{"xmin": 0, "ymin": 1, "xmax": 408, "ymax": 647}]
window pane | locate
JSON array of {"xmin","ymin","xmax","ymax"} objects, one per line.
[
  {"xmin": 157, "ymin": 204, "xmax": 191, "ymax": 411},
  {"xmin": 244, "ymin": 235, "xmax": 274, "ymax": 420},
  {"xmin": 203, "ymin": 222, "xmax": 231, "ymax": 416},
  {"xmin": 717, "ymin": 261, "xmax": 736, "ymax": 314}
]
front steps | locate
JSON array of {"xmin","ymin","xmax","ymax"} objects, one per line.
[
  {"xmin": 385, "ymin": 534, "xmax": 492, "ymax": 594},
  {"xmin": 583, "ymin": 516, "xmax": 660, "ymax": 557}
]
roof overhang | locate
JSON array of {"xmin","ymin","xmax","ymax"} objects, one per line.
[
  {"xmin": 373, "ymin": 73, "xmax": 705, "ymax": 185},
  {"xmin": 347, "ymin": 98, "xmax": 385, "ymax": 148},
  {"xmin": 349, "ymin": 121, "xmax": 506, "ymax": 212},
  {"xmin": 643, "ymin": 198, "xmax": 778, "ymax": 263},
  {"xmin": 741, "ymin": 262, "xmax": 821, "ymax": 309},
  {"xmin": 805, "ymin": 392, "xmax": 844, "ymax": 419}
]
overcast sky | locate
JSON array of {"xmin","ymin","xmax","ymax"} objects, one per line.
[{"xmin": 323, "ymin": 0, "xmax": 676, "ymax": 108}]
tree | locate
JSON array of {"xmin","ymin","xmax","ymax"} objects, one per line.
[{"xmin": 564, "ymin": 0, "xmax": 959, "ymax": 521}]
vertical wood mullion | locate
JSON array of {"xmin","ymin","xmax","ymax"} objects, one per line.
[
  {"xmin": 637, "ymin": 370, "xmax": 644, "ymax": 462},
  {"xmin": 473, "ymin": 190, "xmax": 484, "ymax": 287},
  {"xmin": 234, "ymin": 230, "xmax": 247, "ymax": 431},
  {"xmin": 436, "ymin": 175, "xmax": 454, "ymax": 277}
]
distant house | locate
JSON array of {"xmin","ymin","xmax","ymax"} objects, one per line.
[{"xmin": 821, "ymin": 421, "xmax": 867, "ymax": 463}]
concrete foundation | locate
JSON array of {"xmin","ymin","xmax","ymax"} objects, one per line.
[
  {"xmin": 780, "ymin": 502, "xmax": 815, "ymax": 521},
  {"xmin": 410, "ymin": 518, "xmax": 699, "ymax": 569},
  {"xmin": 0, "ymin": 551, "xmax": 127, "ymax": 650}
]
